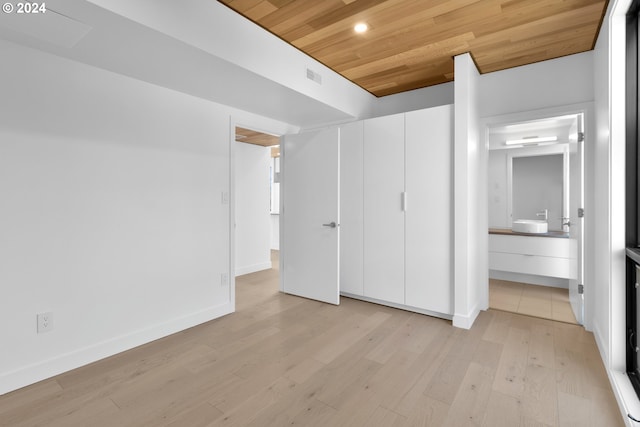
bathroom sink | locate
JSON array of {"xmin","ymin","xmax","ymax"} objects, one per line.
[{"xmin": 512, "ymin": 219, "xmax": 548, "ymax": 234}]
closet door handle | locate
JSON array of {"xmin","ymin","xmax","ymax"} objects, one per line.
[{"xmin": 322, "ymin": 222, "xmax": 337, "ymax": 228}]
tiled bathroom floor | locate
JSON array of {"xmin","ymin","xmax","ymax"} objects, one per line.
[{"xmin": 489, "ymin": 279, "xmax": 578, "ymax": 324}]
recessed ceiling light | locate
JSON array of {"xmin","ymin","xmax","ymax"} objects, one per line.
[{"xmin": 354, "ymin": 23, "xmax": 368, "ymax": 33}]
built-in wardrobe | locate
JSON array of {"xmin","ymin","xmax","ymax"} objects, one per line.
[{"xmin": 339, "ymin": 104, "xmax": 454, "ymax": 319}]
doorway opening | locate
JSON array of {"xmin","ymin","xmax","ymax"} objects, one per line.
[
  {"xmin": 234, "ymin": 126, "xmax": 281, "ymax": 310},
  {"xmin": 485, "ymin": 112, "xmax": 585, "ymax": 325}
]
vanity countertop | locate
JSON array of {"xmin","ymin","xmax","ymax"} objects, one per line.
[{"xmin": 489, "ymin": 227, "xmax": 569, "ymax": 238}]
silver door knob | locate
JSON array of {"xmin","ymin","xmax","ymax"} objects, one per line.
[{"xmin": 322, "ymin": 222, "xmax": 337, "ymax": 228}]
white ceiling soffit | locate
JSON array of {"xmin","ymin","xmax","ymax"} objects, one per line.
[
  {"xmin": 0, "ymin": 0, "xmax": 356, "ymax": 128},
  {"xmin": 85, "ymin": 0, "xmax": 375, "ymax": 121},
  {"xmin": 491, "ymin": 115, "xmax": 578, "ymax": 135},
  {"xmin": 0, "ymin": 6, "xmax": 92, "ymax": 48}
]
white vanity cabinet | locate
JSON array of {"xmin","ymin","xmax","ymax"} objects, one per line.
[
  {"xmin": 339, "ymin": 105, "xmax": 454, "ymax": 317},
  {"xmin": 488, "ymin": 234, "xmax": 571, "ymax": 279}
]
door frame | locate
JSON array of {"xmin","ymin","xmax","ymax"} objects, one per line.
[
  {"xmin": 480, "ymin": 102, "xmax": 594, "ymax": 330},
  {"xmin": 228, "ymin": 117, "xmax": 297, "ymax": 310}
]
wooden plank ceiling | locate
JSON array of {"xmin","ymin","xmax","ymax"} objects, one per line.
[
  {"xmin": 235, "ymin": 126, "xmax": 281, "ymax": 156},
  {"xmin": 218, "ymin": 0, "xmax": 608, "ymax": 97}
]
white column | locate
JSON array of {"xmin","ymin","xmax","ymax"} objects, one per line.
[{"xmin": 453, "ymin": 53, "xmax": 487, "ymax": 329}]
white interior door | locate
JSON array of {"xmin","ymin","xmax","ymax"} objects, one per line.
[
  {"xmin": 568, "ymin": 114, "xmax": 584, "ymax": 324},
  {"xmin": 281, "ymin": 128, "xmax": 340, "ymax": 305}
]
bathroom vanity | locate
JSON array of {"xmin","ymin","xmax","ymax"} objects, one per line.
[{"xmin": 488, "ymin": 228, "xmax": 572, "ymax": 281}]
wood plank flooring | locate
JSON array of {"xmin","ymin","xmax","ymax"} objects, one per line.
[
  {"xmin": 490, "ymin": 279, "xmax": 578, "ymax": 324},
  {"xmin": 0, "ymin": 252, "xmax": 623, "ymax": 426}
]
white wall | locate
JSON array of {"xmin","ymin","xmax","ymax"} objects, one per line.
[
  {"xmin": 480, "ymin": 52, "xmax": 594, "ymax": 117},
  {"xmin": 593, "ymin": 4, "xmax": 613, "ymax": 368},
  {"xmin": 372, "ymin": 82, "xmax": 454, "ymax": 118},
  {"xmin": 589, "ymin": 0, "xmax": 627, "ymax": 375},
  {"xmin": 0, "ymin": 40, "xmax": 295, "ymax": 395},
  {"xmin": 235, "ymin": 142, "xmax": 271, "ymax": 276},
  {"xmin": 454, "ymin": 53, "xmax": 485, "ymax": 329},
  {"xmin": 607, "ymin": 0, "xmax": 629, "ymax": 376},
  {"xmin": 270, "ymin": 215, "xmax": 280, "ymax": 250}
]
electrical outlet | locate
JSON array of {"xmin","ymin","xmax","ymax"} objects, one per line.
[
  {"xmin": 37, "ymin": 312, "xmax": 53, "ymax": 333},
  {"xmin": 221, "ymin": 273, "xmax": 229, "ymax": 287}
]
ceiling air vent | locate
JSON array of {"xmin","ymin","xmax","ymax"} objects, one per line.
[{"xmin": 306, "ymin": 68, "xmax": 322, "ymax": 85}]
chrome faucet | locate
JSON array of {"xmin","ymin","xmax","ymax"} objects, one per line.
[{"xmin": 536, "ymin": 209, "xmax": 548, "ymax": 221}]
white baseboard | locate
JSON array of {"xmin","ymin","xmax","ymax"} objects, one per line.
[
  {"xmin": 340, "ymin": 293, "xmax": 453, "ymax": 322},
  {"xmin": 235, "ymin": 261, "xmax": 272, "ymax": 277},
  {"xmin": 593, "ymin": 322, "xmax": 609, "ymax": 368},
  {"xmin": 453, "ymin": 303, "xmax": 481, "ymax": 330},
  {"xmin": 0, "ymin": 302, "xmax": 233, "ymax": 396}
]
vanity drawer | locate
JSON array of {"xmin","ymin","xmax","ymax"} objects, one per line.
[
  {"xmin": 488, "ymin": 234, "xmax": 570, "ymax": 258},
  {"xmin": 489, "ymin": 252, "xmax": 571, "ymax": 279}
]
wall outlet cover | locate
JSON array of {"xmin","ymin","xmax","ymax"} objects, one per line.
[{"xmin": 37, "ymin": 312, "xmax": 53, "ymax": 333}]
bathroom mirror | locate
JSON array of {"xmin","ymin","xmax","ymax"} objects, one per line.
[
  {"xmin": 507, "ymin": 147, "xmax": 568, "ymax": 231},
  {"xmin": 487, "ymin": 115, "xmax": 575, "ymax": 232}
]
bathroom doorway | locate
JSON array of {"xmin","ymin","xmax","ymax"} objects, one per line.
[{"xmin": 484, "ymin": 110, "xmax": 585, "ymax": 325}]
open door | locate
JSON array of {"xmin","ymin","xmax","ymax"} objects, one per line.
[
  {"xmin": 568, "ymin": 113, "xmax": 584, "ymax": 324},
  {"xmin": 281, "ymin": 128, "xmax": 340, "ymax": 305}
]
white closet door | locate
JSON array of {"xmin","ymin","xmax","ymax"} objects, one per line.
[
  {"xmin": 363, "ymin": 113, "xmax": 405, "ymax": 304},
  {"xmin": 339, "ymin": 122, "xmax": 364, "ymax": 295},
  {"xmin": 405, "ymin": 105, "xmax": 453, "ymax": 314}
]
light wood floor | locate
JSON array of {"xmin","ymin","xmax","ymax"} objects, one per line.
[
  {"xmin": 0, "ymin": 253, "xmax": 623, "ymax": 426},
  {"xmin": 490, "ymin": 279, "xmax": 578, "ymax": 324}
]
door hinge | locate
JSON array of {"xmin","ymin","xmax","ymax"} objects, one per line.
[
  {"xmin": 578, "ymin": 132, "xmax": 585, "ymax": 142},
  {"xmin": 578, "ymin": 208, "xmax": 585, "ymax": 218},
  {"xmin": 578, "ymin": 284, "xmax": 584, "ymax": 294}
]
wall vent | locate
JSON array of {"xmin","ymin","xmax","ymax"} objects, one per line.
[{"xmin": 306, "ymin": 68, "xmax": 322, "ymax": 85}]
